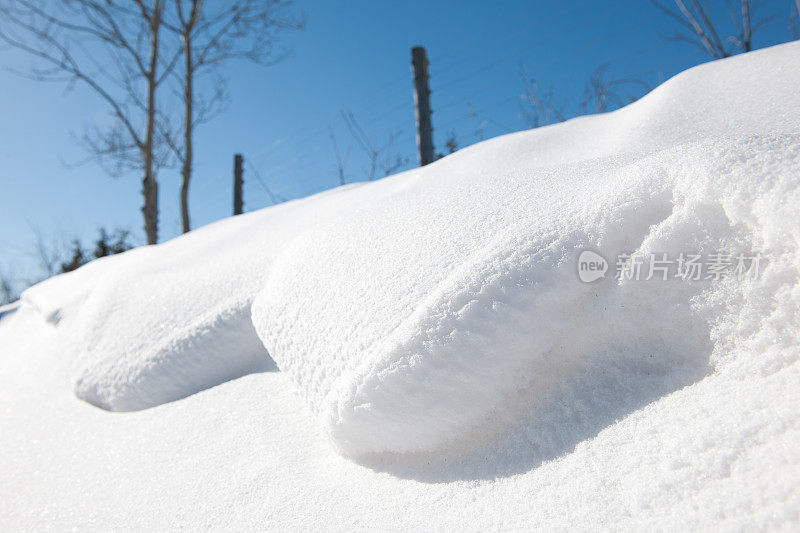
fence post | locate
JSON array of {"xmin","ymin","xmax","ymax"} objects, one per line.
[
  {"xmin": 411, "ymin": 46, "xmax": 434, "ymax": 166},
  {"xmin": 233, "ymin": 153, "xmax": 243, "ymax": 215}
]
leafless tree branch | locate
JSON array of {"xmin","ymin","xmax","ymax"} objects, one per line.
[
  {"xmin": 164, "ymin": 0, "xmax": 303, "ymax": 233},
  {"xmin": 649, "ymin": 0, "xmax": 768, "ymax": 59},
  {"xmin": 329, "ymin": 127, "xmax": 352, "ymax": 186},
  {"xmin": 0, "ymin": 0, "xmax": 176, "ymax": 244},
  {"xmin": 341, "ymin": 110, "xmax": 408, "ymax": 181},
  {"xmin": 517, "ymin": 64, "xmax": 566, "ymax": 129},
  {"xmin": 580, "ymin": 64, "xmax": 650, "ymax": 114}
]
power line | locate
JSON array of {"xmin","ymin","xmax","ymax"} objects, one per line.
[
  {"xmin": 435, "ymin": 0, "xmax": 637, "ymax": 95},
  {"xmin": 244, "ymin": 157, "xmax": 287, "ymax": 206},
  {"xmin": 430, "ymin": 0, "xmax": 550, "ymax": 68},
  {"xmin": 435, "ymin": 18, "xmax": 663, "ymax": 115},
  {"xmin": 352, "ymin": 0, "xmax": 595, "ymax": 123},
  {"xmin": 432, "ymin": 0, "xmax": 594, "ymax": 80},
  {"xmin": 437, "ymin": 48, "xmax": 703, "ymax": 133},
  {"xmin": 248, "ymin": 0, "xmax": 610, "ymax": 165},
  {"xmin": 254, "ymin": 0, "xmax": 641, "ymax": 169},
  {"xmin": 241, "ymin": 8, "xmax": 719, "ymax": 202}
]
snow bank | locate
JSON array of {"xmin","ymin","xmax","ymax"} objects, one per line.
[
  {"xmin": 3, "ymin": 43, "xmax": 799, "ymax": 531},
  {"xmin": 26, "ymin": 183, "xmax": 387, "ymax": 411},
  {"xmin": 17, "ymin": 44, "xmax": 799, "ymax": 455},
  {"xmin": 251, "ymin": 43, "xmax": 800, "ymax": 455}
]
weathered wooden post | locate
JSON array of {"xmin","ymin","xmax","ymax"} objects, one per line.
[
  {"xmin": 233, "ymin": 153, "xmax": 244, "ymax": 215},
  {"xmin": 411, "ymin": 46, "xmax": 434, "ymax": 166}
]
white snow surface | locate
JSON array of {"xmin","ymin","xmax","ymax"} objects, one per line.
[
  {"xmin": 23, "ymin": 181, "xmax": 378, "ymax": 410},
  {"xmin": 1, "ymin": 43, "xmax": 800, "ymax": 529},
  {"xmin": 253, "ymin": 42, "xmax": 800, "ymax": 456}
]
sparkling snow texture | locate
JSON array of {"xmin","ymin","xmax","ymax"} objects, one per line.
[
  {"xmin": 252, "ymin": 44, "xmax": 800, "ymax": 455},
  {"xmin": 2, "ymin": 42, "xmax": 799, "ymax": 530},
  {"xmin": 20, "ymin": 43, "xmax": 800, "ymax": 455}
]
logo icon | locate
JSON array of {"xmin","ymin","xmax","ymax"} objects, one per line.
[{"xmin": 578, "ymin": 250, "xmax": 608, "ymax": 283}]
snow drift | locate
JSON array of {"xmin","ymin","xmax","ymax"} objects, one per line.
[
  {"xmin": 22, "ymin": 182, "xmax": 389, "ymax": 410},
  {"xmin": 251, "ymin": 43, "xmax": 800, "ymax": 455},
  {"xmin": 16, "ymin": 43, "xmax": 800, "ymax": 464},
  {"xmin": 3, "ymin": 42, "xmax": 800, "ymax": 531}
]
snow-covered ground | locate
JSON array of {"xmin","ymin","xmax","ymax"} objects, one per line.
[{"xmin": 1, "ymin": 42, "xmax": 799, "ymax": 530}]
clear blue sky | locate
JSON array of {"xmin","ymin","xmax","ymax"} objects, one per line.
[{"xmin": 0, "ymin": 0, "xmax": 796, "ymax": 284}]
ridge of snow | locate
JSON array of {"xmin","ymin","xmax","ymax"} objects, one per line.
[
  {"xmin": 13, "ymin": 44, "xmax": 800, "ymax": 457},
  {"xmin": 252, "ymin": 43, "xmax": 800, "ymax": 455},
  {"xmin": 1, "ymin": 42, "xmax": 799, "ymax": 530}
]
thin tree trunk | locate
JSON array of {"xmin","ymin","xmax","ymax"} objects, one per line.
[
  {"xmin": 142, "ymin": 1, "xmax": 161, "ymax": 245},
  {"xmin": 741, "ymin": 0, "xmax": 751, "ymax": 52},
  {"xmin": 180, "ymin": 33, "xmax": 193, "ymax": 233}
]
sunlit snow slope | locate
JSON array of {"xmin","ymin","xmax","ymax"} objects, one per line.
[
  {"xmin": 16, "ymin": 42, "xmax": 800, "ymax": 464},
  {"xmin": 252, "ymin": 43, "xmax": 800, "ymax": 456}
]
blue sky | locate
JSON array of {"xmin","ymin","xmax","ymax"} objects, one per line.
[{"xmin": 0, "ymin": 0, "xmax": 796, "ymax": 283}]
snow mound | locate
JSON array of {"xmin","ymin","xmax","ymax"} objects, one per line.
[
  {"xmin": 251, "ymin": 43, "xmax": 800, "ymax": 455},
  {"xmin": 17, "ymin": 44, "xmax": 799, "ymax": 448},
  {"xmin": 25, "ymin": 183, "xmax": 384, "ymax": 411},
  {"xmin": 2, "ymin": 43, "xmax": 800, "ymax": 530}
]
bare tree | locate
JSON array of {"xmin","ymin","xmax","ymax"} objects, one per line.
[
  {"xmin": 0, "ymin": 226, "xmax": 136, "ymax": 304},
  {"xmin": 445, "ymin": 131, "xmax": 458, "ymax": 155},
  {"xmin": 465, "ymin": 101, "xmax": 489, "ymax": 142},
  {"xmin": 60, "ymin": 228, "xmax": 133, "ymax": 272},
  {"xmin": 648, "ymin": 0, "xmax": 773, "ymax": 59},
  {"xmin": 0, "ymin": 267, "xmax": 19, "ymax": 305},
  {"xmin": 341, "ymin": 110, "xmax": 408, "ymax": 181},
  {"xmin": 31, "ymin": 227, "xmax": 63, "ymax": 278},
  {"xmin": 163, "ymin": 0, "xmax": 303, "ymax": 233},
  {"xmin": 465, "ymin": 100, "xmax": 512, "ymax": 142},
  {"xmin": 517, "ymin": 65, "xmax": 566, "ymax": 129},
  {"xmin": 0, "ymin": 0, "xmax": 177, "ymax": 244},
  {"xmin": 329, "ymin": 127, "xmax": 352, "ymax": 186},
  {"xmin": 244, "ymin": 159, "xmax": 286, "ymax": 206},
  {"xmin": 791, "ymin": 0, "xmax": 800, "ymax": 38},
  {"xmin": 580, "ymin": 64, "xmax": 650, "ymax": 114}
]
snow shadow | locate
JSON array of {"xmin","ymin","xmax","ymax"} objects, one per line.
[
  {"xmin": 0, "ymin": 302, "xmax": 19, "ymax": 323},
  {"xmin": 353, "ymin": 342, "xmax": 711, "ymax": 483},
  {"xmin": 73, "ymin": 305, "xmax": 280, "ymax": 412}
]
